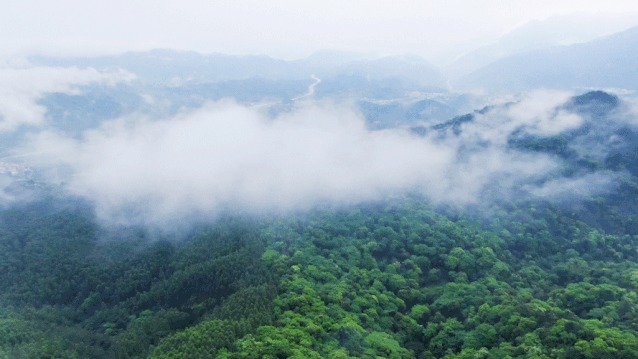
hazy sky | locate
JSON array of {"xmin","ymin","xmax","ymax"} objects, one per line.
[{"xmin": 3, "ymin": 1, "xmax": 638, "ymax": 63}]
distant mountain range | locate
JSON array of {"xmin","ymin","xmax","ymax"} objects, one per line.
[
  {"xmin": 17, "ymin": 22, "xmax": 638, "ymax": 142},
  {"xmin": 31, "ymin": 50, "xmax": 445, "ymax": 90},
  {"xmin": 457, "ymin": 25, "xmax": 638, "ymax": 92},
  {"xmin": 26, "ymin": 17, "xmax": 638, "ymax": 95},
  {"xmin": 420, "ymin": 90, "xmax": 637, "ymax": 183},
  {"xmin": 28, "ymin": 50, "xmax": 463, "ymax": 134},
  {"xmin": 446, "ymin": 13, "xmax": 638, "ymax": 79}
]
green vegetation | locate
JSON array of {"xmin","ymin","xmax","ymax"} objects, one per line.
[
  {"xmin": 2, "ymin": 195, "xmax": 638, "ymax": 358},
  {"xmin": 0, "ymin": 201, "xmax": 275, "ymax": 358}
]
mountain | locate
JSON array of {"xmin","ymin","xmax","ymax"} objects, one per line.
[
  {"xmin": 4, "ymin": 86, "xmax": 638, "ymax": 357},
  {"xmin": 359, "ymin": 98, "xmax": 458, "ymax": 129},
  {"xmin": 31, "ymin": 49, "xmax": 298, "ymax": 84},
  {"xmin": 322, "ymin": 55, "xmax": 445, "ymax": 89},
  {"xmin": 31, "ymin": 50, "xmax": 445, "ymax": 90},
  {"xmin": 446, "ymin": 14, "xmax": 638, "ymax": 79},
  {"xmin": 457, "ymin": 25, "xmax": 638, "ymax": 92},
  {"xmin": 427, "ymin": 90, "xmax": 624, "ymax": 159},
  {"xmin": 26, "ymin": 50, "xmax": 452, "ymax": 136}
]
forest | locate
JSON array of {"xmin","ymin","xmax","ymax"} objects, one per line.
[
  {"xmin": 1, "ymin": 187, "xmax": 638, "ymax": 358},
  {"xmin": 2, "ymin": 91, "xmax": 638, "ymax": 358},
  {"xmin": 4, "ymin": 1, "xmax": 638, "ymax": 357}
]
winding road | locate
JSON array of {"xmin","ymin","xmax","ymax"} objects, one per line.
[{"xmin": 292, "ymin": 74, "xmax": 321, "ymax": 101}]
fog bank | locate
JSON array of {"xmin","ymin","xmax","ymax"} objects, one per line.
[{"xmin": 20, "ymin": 93, "xmax": 607, "ymax": 226}]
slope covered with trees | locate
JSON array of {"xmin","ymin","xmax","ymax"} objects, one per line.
[
  {"xmin": 2, "ymin": 193, "xmax": 638, "ymax": 358},
  {"xmin": 0, "ymin": 199, "xmax": 276, "ymax": 358},
  {"xmin": 2, "ymin": 90, "xmax": 638, "ymax": 358}
]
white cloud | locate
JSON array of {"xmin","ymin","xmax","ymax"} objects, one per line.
[
  {"xmin": 22, "ymin": 94, "xmax": 594, "ymax": 226},
  {"xmin": 526, "ymin": 172, "xmax": 615, "ymax": 199},
  {"xmin": 450, "ymin": 91, "xmax": 583, "ymax": 147},
  {"xmin": 0, "ymin": 66, "xmax": 134, "ymax": 132},
  {"xmin": 23, "ymin": 101, "xmax": 451, "ymax": 223},
  {"xmin": 505, "ymin": 91, "xmax": 583, "ymax": 137}
]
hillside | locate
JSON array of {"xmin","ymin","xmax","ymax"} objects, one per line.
[
  {"xmin": 446, "ymin": 14, "xmax": 638, "ymax": 79},
  {"xmin": 458, "ymin": 25, "xmax": 638, "ymax": 92},
  {"xmin": 3, "ymin": 89, "xmax": 638, "ymax": 358},
  {"xmin": 6, "ymin": 3, "xmax": 638, "ymax": 359}
]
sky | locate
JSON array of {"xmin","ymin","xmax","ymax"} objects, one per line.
[{"xmin": 3, "ymin": 0, "xmax": 638, "ymax": 64}]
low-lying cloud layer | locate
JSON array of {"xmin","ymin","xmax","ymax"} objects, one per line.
[
  {"xmin": 0, "ymin": 65, "xmax": 133, "ymax": 132},
  {"xmin": 19, "ymin": 88, "xmax": 615, "ymax": 226},
  {"xmin": 25, "ymin": 102, "xmax": 453, "ymax": 224}
]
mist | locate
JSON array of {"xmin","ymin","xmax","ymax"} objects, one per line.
[
  {"xmin": 0, "ymin": 66, "xmax": 133, "ymax": 132},
  {"xmin": 23, "ymin": 101, "xmax": 450, "ymax": 224},
  {"xmin": 16, "ymin": 88, "xmax": 623, "ymax": 227}
]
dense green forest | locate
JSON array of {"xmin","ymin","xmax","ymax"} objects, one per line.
[
  {"xmin": 3, "ymin": 91, "xmax": 638, "ymax": 358},
  {"xmin": 2, "ymin": 193, "xmax": 638, "ymax": 358}
]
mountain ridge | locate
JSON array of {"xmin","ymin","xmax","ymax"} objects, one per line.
[{"xmin": 457, "ymin": 25, "xmax": 638, "ymax": 92}]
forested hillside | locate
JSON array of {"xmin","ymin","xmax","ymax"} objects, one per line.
[
  {"xmin": 5, "ymin": 2, "xmax": 638, "ymax": 358},
  {"xmin": 2, "ymin": 191, "xmax": 638, "ymax": 358},
  {"xmin": 0, "ymin": 199, "xmax": 276, "ymax": 358},
  {"xmin": 3, "ymin": 89, "xmax": 638, "ymax": 358}
]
